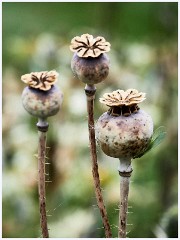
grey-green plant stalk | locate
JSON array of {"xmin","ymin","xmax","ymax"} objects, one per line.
[{"xmin": 118, "ymin": 158, "xmax": 133, "ymax": 238}]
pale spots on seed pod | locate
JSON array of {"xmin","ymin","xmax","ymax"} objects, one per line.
[{"xmin": 107, "ymin": 126, "xmax": 111, "ymax": 131}]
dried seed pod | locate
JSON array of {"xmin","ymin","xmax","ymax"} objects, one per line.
[
  {"xmin": 22, "ymin": 85, "xmax": 63, "ymax": 119},
  {"xmin": 96, "ymin": 89, "xmax": 153, "ymax": 159},
  {"xmin": 70, "ymin": 33, "xmax": 111, "ymax": 85},
  {"xmin": 21, "ymin": 71, "xmax": 63, "ymax": 119}
]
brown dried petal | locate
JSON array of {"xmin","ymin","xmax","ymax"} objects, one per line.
[
  {"xmin": 21, "ymin": 70, "xmax": 58, "ymax": 91},
  {"xmin": 70, "ymin": 33, "xmax": 111, "ymax": 58},
  {"xmin": 99, "ymin": 89, "xmax": 146, "ymax": 107}
]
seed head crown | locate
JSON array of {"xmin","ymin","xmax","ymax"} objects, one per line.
[
  {"xmin": 21, "ymin": 70, "xmax": 58, "ymax": 91},
  {"xmin": 99, "ymin": 89, "xmax": 146, "ymax": 107},
  {"xmin": 70, "ymin": 33, "xmax": 111, "ymax": 58}
]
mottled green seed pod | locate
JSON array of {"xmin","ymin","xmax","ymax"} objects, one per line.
[
  {"xmin": 21, "ymin": 70, "xmax": 63, "ymax": 119},
  {"xmin": 96, "ymin": 110, "xmax": 153, "ymax": 159},
  {"xmin": 22, "ymin": 85, "xmax": 63, "ymax": 119},
  {"xmin": 70, "ymin": 33, "xmax": 111, "ymax": 85},
  {"xmin": 96, "ymin": 89, "xmax": 153, "ymax": 159}
]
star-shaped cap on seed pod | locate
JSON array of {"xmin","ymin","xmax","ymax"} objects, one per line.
[
  {"xmin": 99, "ymin": 89, "xmax": 146, "ymax": 107},
  {"xmin": 21, "ymin": 70, "xmax": 58, "ymax": 91},
  {"xmin": 70, "ymin": 33, "xmax": 111, "ymax": 58}
]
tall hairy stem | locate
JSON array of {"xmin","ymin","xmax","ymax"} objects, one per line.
[
  {"xmin": 85, "ymin": 84, "xmax": 112, "ymax": 238},
  {"xmin": 37, "ymin": 119, "xmax": 49, "ymax": 238}
]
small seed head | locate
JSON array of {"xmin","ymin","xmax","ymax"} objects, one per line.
[
  {"xmin": 71, "ymin": 53, "xmax": 110, "ymax": 85},
  {"xmin": 22, "ymin": 85, "xmax": 63, "ymax": 118},
  {"xmin": 21, "ymin": 70, "xmax": 63, "ymax": 119},
  {"xmin": 70, "ymin": 33, "xmax": 111, "ymax": 85}
]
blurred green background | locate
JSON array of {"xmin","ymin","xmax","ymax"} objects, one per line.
[{"xmin": 2, "ymin": 2, "xmax": 178, "ymax": 238}]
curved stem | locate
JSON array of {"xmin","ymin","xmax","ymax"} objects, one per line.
[
  {"xmin": 37, "ymin": 119, "xmax": 49, "ymax": 238},
  {"xmin": 85, "ymin": 84, "xmax": 112, "ymax": 238},
  {"xmin": 118, "ymin": 158, "xmax": 132, "ymax": 238}
]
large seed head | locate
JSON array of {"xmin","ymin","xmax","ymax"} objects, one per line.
[{"xmin": 96, "ymin": 110, "xmax": 153, "ymax": 159}]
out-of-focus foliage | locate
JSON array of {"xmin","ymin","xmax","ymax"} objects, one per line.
[{"xmin": 2, "ymin": 2, "xmax": 178, "ymax": 238}]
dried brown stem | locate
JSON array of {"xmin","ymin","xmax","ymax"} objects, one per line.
[
  {"xmin": 85, "ymin": 84, "xmax": 112, "ymax": 238},
  {"xmin": 118, "ymin": 158, "xmax": 132, "ymax": 238},
  {"xmin": 37, "ymin": 120, "xmax": 49, "ymax": 238}
]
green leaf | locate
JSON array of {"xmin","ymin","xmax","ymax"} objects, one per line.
[
  {"xmin": 148, "ymin": 126, "xmax": 167, "ymax": 150},
  {"xmin": 133, "ymin": 126, "xmax": 167, "ymax": 159}
]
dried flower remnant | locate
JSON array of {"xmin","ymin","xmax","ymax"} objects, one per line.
[
  {"xmin": 70, "ymin": 33, "xmax": 111, "ymax": 58},
  {"xmin": 100, "ymin": 89, "xmax": 146, "ymax": 117},
  {"xmin": 21, "ymin": 70, "xmax": 58, "ymax": 91}
]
